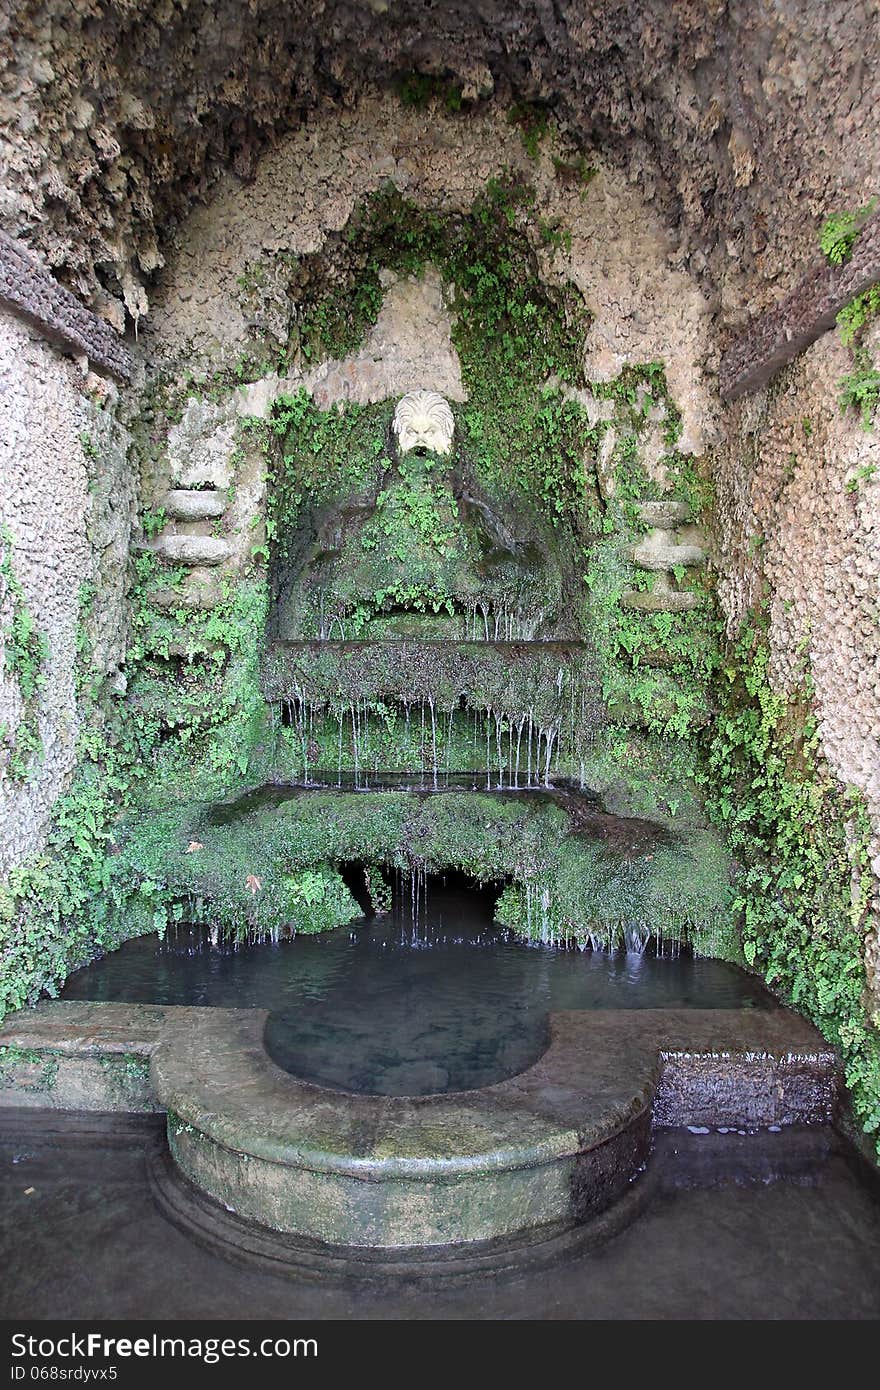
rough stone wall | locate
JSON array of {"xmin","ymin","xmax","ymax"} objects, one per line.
[
  {"xmin": 144, "ymin": 94, "xmax": 716, "ymax": 451},
  {"xmin": 2, "ymin": 1, "xmax": 877, "ymax": 334},
  {"xmin": 0, "ymin": 310, "xmax": 133, "ymax": 872},
  {"xmin": 714, "ymin": 322, "xmax": 880, "ymax": 1004}
]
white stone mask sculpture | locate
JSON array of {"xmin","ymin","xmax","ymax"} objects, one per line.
[{"xmin": 392, "ymin": 390, "xmax": 455, "ymax": 456}]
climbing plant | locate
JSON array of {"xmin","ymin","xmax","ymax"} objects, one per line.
[
  {"xmin": 0, "ymin": 524, "xmax": 49, "ymax": 781},
  {"xmin": 702, "ymin": 618, "xmax": 879, "ymax": 1153},
  {"xmin": 819, "ymin": 199, "xmax": 880, "ymax": 428}
]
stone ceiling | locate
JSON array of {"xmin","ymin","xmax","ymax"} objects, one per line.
[{"xmin": 1, "ymin": 0, "xmax": 878, "ymax": 330}]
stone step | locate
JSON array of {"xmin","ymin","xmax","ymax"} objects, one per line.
[
  {"xmin": 632, "ymin": 536, "xmax": 706, "ymax": 572},
  {"xmin": 634, "ymin": 499, "xmax": 691, "ymax": 529},
  {"xmin": 621, "ymin": 575, "xmax": 705, "ymax": 613},
  {"xmin": 146, "ymin": 574, "xmax": 223, "ymax": 612},
  {"xmin": 154, "ymin": 535, "xmax": 231, "ymax": 567},
  {"xmin": 163, "ymin": 489, "xmax": 227, "ymax": 521}
]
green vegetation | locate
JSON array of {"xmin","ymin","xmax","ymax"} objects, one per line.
[
  {"xmin": 1, "ymin": 524, "xmax": 49, "ymax": 781},
  {"xmin": 820, "ymin": 205, "xmax": 880, "ymax": 429},
  {"xmin": 395, "ymin": 73, "xmax": 465, "ymax": 113},
  {"xmin": 845, "ymin": 461, "xmax": 878, "ymax": 492},
  {"xmin": 837, "ymin": 283, "xmax": 880, "ymax": 347},
  {"xmin": 140, "ymin": 506, "xmax": 167, "ymax": 539},
  {"xmin": 838, "ymin": 352, "xmax": 880, "ymax": 430},
  {"xmin": 819, "ymin": 198, "xmax": 877, "ymax": 266},
  {"xmin": 551, "ymin": 154, "xmax": 598, "ymax": 188},
  {"xmin": 836, "ymin": 284, "xmax": 880, "ymax": 430},
  {"xmin": 0, "ymin": 1044, "xmax": 58, "ymax": 1093},
  {"xmin": 507, "ymin": 103, "xmax": 550, "ymax": 159},
  {"xmin": 79, "ymin": 431, "xmax": 99, "ymax": 461},
  {"xmin": 0, "ymin": 548, "xmax": 270, "ymax": 1016},
  {"xmin": 702, "ymin": 621, "xmax": 879, "ymax": 1152}
]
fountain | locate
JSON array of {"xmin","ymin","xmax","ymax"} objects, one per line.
[{"xmin": 0, "ymin": 383, "xmax": 843, "ymax": 1260}]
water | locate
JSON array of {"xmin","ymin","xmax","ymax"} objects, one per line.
[
  {"xmin": 60, "ymin": 882, "xmax": 772, "ymax": 1096},
  {"xmin": 2, "ymin": 1116, "xmax": 878, "ymax": 1320}
]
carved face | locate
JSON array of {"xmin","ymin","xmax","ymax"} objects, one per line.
[{"xmin": 392, "ymin": 390, "xmax": 455, "ymax": 456}]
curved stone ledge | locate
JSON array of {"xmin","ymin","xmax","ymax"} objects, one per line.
[{"xmin": 149, "ymin": 1006, "xmax": 838, "ymax": 1249}]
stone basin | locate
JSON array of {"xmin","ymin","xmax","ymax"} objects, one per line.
[{"xmin": 0, "ymin": 999, "xmax": 840, "ymax": 1251}]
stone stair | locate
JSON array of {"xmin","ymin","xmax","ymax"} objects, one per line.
[
  {"xmin": 143, "ymin": 487, "xmax": 230, "ymax": 611},
  {"xmin": 622, "ymin": 498, "xmax": 709, "ymax": 613}
]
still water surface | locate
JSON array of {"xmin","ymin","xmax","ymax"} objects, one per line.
[{"xmin": 61, "ymin": 883, "xmax": 771, "ymax": 1094}]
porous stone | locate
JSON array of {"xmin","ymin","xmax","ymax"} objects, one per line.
[
  {"xmin": 311, "ymin": 269, "xmax": 466, "ymax": 409},
  {"xmin": 714, "ymin": 326, "xmax": 880, "ymax": 1010},
  {"xmin": 144, "ymin": 94, "xmax": 717, "ymax": 453},
  {"xmin": 2, "ymin": 1, "xmax": 877, "ymax": 352},
  {"xmin": 0, "ymin": 310, "xmax": 133, "ymax": 872},
  {"xmin": 162, "ymin": 489, "xmax": 227, "ymax": 521}
]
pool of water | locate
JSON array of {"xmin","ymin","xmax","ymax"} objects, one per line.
[
  {"xmin": 60, "ymin": 883, "xmax": 773, "ymax": 1095},
  {"xmin": 2, "ymin": 1115, "xmax": 878, "ymax": 1320}
]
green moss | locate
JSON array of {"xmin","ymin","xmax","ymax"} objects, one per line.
[
  {"xmin": 97, "ymin": 1052, "xmax": 153, "ymax": 1104},
  {"xmin": 114, "ymin": 787, "xmax": 730, "ymax": 949},
  {"xmin": 0, "ymin": 1045, "xmax": 59, "ymax": 1092}
]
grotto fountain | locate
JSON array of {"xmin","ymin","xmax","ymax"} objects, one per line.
[
  {"xmin": 1, "ymin": 2, "xmax": 880, "ymax": 1317},
  {"xmin": 0, "ymin": 342, "xmax": 847, "ymax": 1253}
]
